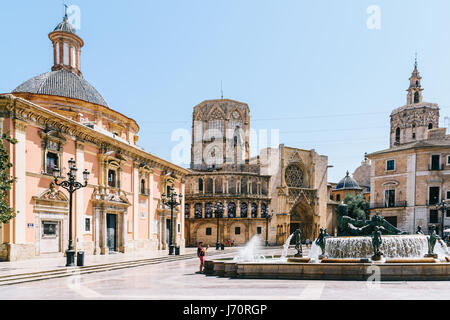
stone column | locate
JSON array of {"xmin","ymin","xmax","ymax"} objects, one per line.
[
  {"xmin": 122, "ymin": 212, "xmax": 127, "ymax": 252},
  {"xmin": 202, "ymin": 202, "xmax": 205, "ymax": 218},
  {"xmin": 245, "ymin": 221, "xmax": 250, "ymax": 243},
  {"xmin": 212, "ymin": 177, "xmax": 215, "ymax": 194},
  {"xmin": 160, "ymin": 216, "xmax": 166, "ymax": 250},
  {"xmin": 257, "ymin": 201, "xmax": 262, "ymax": 218},
  {"xmin": 13, "ymin": 119, "xmax": 27, "ymax": 244},
  {"xmin": 237, "ymin": 201, "xmax": 241, "ymax": 218},
  {"xmin": 148, "ymin": 171, "xmax": 154, "ymax": 239},
  {"xmin": 94, "ymin": 209, "xmax": 100, "ymax": 255},
  {"xmin": 101, "ymin": 211, "xmax": 107, "ymax": 254},
  {"xmin": 223, "ymin": 200, "xmax": 228, "ymax": 218},
  {"xmin": 133, "ymin": 165, "xmax": 139, "ymax": 240},
  {"xmin": 75, "ymin": 141, "xmax": 85, "ymax": 251}
]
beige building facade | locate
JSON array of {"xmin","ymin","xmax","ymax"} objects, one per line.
[
  {"xmin": 367, "ymin": 62, "xmax": 450, "ymax": 234},
  {"xmin": 184, "ymin": 99, "xmax": 334, "ymax": 246}
]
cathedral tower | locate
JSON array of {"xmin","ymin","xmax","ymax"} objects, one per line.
[{"xmin": 389, "ymin": 59, "xmax": 439, "ymax": 147}]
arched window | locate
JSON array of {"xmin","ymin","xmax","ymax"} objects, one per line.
[
  {"xmin": 198, "ymin": 178, "xmax": 203, "ymax": 192},
  {"xmin": 261, "ymin": 203, "xmax": 267, "ymax": 218},
  {"xmin": 207, "ymin": 108, "xmax": 225, "ymax": 135},
  {"xmin": 205, "ymin": 203, "xmax": 213, "ymax": 218},
  {"xmin": 206, "ymin": 178, "xmax": 213, "ymax": 193},
  {"xmin": 262, "ymin": 181, "xmax": 268, "ymax": 195},
  {"xmin": 414, "ymin": 91, "xmax": 419, "ymax": 103},
  {"xmin": 395, "ymin": 127, "xmax": 400, "ymax": 144},
  {"xmin": 215, "ymin": 177, "xmax": 222, "ymax": 194},
  {"xmin": 252, "ymin": 180, "xmax": 257, "ymax": 194},
  {"xmin": 251, "ymin": 203, "xmax": 258, "ymax": 218},
  {"xmin": 46, "ymin": 152, "xmax": 59, "ymax": 175},
  {"xmin": 240, "ymin": 202, "xmax": 248, "ymax": 218},
  {"xmin": 194, "ymin": 203, "xmax": 202, "ymax": 218},
  {"xmin": 229, "ymin": 178, "xmax": 236, "ymax": 194},
  {"xmin": 285, "ymin": 164, "xmax": 304, "ymax": 188},
  {"xmin": 140, "ymin": 179, "xmax": 146, "ymax": 195},
  {"xmin": 185, "ymin": 203, "xmax": 190, "ymax": 219},
  {"xmin": 428, "ymin": 123, "xmax": 433, "ymax": 130},
  {"xmin": 241, "ymin": 177, "xmax": 247, "ymax": 194},
  {"xmin": 108, "ymin": 169, "xmax": 116, "ymax": 188},
  {"xmin": 228, "ymin": 202, "xmax": 236, "ymax": 218}
]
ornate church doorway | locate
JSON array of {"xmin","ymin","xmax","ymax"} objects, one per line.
[
  {"xmin": 106, "ymin": 214, "xmax": 117, "ymax": 253},
  {"xmin": 289, "ymin": 200, "xmax": 315, "ymax": 243}
]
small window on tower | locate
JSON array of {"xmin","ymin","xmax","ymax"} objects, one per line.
[
  {"xmin": 428, "ymin": 123, "xmax": 433, "ymax": 130},
  {"xmin": 412, "ymin": 133, "xmax": 416, "ymax": 139},
  {"xmin": 395, "ymin": 128, "xmax": 400, "ymax": 144}
]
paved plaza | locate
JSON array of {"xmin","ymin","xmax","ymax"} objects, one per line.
[{"xmin": 0, "ymin": 248, "xmax": 449, "ymax": 300}]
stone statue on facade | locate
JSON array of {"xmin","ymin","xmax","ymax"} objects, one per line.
[
  {"xmin": 371, "ymin": 226, "xmax": 383, "ymax": 261},
  {"xmin": 294, "ymin": 228, "xmax": 303, "ymax": 257}
]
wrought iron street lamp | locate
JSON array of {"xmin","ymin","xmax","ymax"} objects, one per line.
[
  {"xmin": 214, "ymin": 203, "xmax": 224, "ymax": 250},
  {"xmin": 52, "ymin": 158, "xmax": 90, "ymax": 267},
  {"xmin": 162, "ymin": 186, "xmax": 183, "ymax": 255},
  {"xmin": 264, "ymin": 209, "xmax": 273, "ymax": 247},
  {"xmin": 434, "ymin": 199, "xmax": 450, "ymax": 238}
]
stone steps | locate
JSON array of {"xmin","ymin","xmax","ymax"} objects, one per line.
[{"xmin": 0, "ymin": 250, "xmax": 233, "ymax": 286}]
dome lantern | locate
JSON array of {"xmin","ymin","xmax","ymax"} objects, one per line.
[{"xmin": 48, "ymin": 6, "xmax": 84, "ymax": 76}]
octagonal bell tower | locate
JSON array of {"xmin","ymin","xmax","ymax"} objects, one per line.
[{"xmin": 389, "ymin": 59, "xmax": 439, "ymax": 147}]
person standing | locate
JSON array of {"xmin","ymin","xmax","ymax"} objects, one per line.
[
  {"xmin": 305, "ymin": 238, "xmax": 310, "ymax": 249},
  {"xmin": 197, "ymin": 242, "xmax": 208, "ymax": 273}
]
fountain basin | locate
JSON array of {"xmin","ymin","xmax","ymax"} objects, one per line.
[
  {"xmin": 205, "ymin": 259, "xmax": 450, "ymax": 281},
  {"xmin": 321, "ymin": 258, "xmax": 369, "ymax": 263},
  {"xmin": 287, "ymin": 257, "xmax": 311, "ymax": 263},
  {"xmin": 385, "ymin": 258, "xmax": 437, "ymax": 263}
]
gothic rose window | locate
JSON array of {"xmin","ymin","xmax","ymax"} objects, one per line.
[{"xmin": 285, "ymin": 164, "xmax": 304, "ymax": 188}]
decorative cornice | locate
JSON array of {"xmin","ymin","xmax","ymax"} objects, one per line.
[
  {"xmin": 0, "ymin": 94, "xmax": 189, "ymax": 176},
  {"xmin": 14, "ymin": 118, "xmax": 28, "ymax": 132}
]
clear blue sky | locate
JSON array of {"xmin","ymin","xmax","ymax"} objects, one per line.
[{"xmin": 2, "ymin": 0, "xmax": 450, "ymax": 182}]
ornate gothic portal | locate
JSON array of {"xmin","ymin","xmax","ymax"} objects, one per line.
[{"xmin": 289, "ymin": 198, "xmax": 316, "ymax": 244}]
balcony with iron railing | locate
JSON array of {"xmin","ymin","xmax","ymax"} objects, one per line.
[{"xmin": 370, "ymin": 201, "xmax": 407, "ymax": 209}]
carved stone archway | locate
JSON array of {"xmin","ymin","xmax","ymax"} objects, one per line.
[{"xmin": 32, "ymin": 183, "xmax": 69, "ymax": 256}]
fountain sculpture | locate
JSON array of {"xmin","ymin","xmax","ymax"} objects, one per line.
[{"xmin": 205, "ymin": 212, "xmax": 450, "ymax": 281}]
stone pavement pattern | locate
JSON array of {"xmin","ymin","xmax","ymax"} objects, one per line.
[{"xmin": 0, "ymin": 247, "xmax": 449, "ymax": 300}]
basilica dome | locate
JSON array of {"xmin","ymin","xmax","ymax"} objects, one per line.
[
  {"xmin": 335, "ymin": 171, "xmax": 362, "ymax": 190},
  {"xmin": 12, "ymin": 69, "xmax": 108, "ymax": 107}
]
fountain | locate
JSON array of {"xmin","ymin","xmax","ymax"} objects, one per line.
[{"xmin": 204, "ymin": 218, "xmax": 450, "ymax": 280}]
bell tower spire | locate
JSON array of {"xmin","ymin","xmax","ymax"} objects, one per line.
[{"xmin": 406, "ymin": 53, "xmax": 423, "ymax": 105}]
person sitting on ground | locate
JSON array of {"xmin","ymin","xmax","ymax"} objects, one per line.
[{"xmin": 197, "ymin": 242, "xmax": 209, "ymax": 273}]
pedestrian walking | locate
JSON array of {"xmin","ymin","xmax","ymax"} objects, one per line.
[
  {"xmin": 197, "ymin": 242, "xmax": 208, "ymax": 273},
  {"xmin": 305, "ymin": 238, "xmax": 310, "ymax": 248}
]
